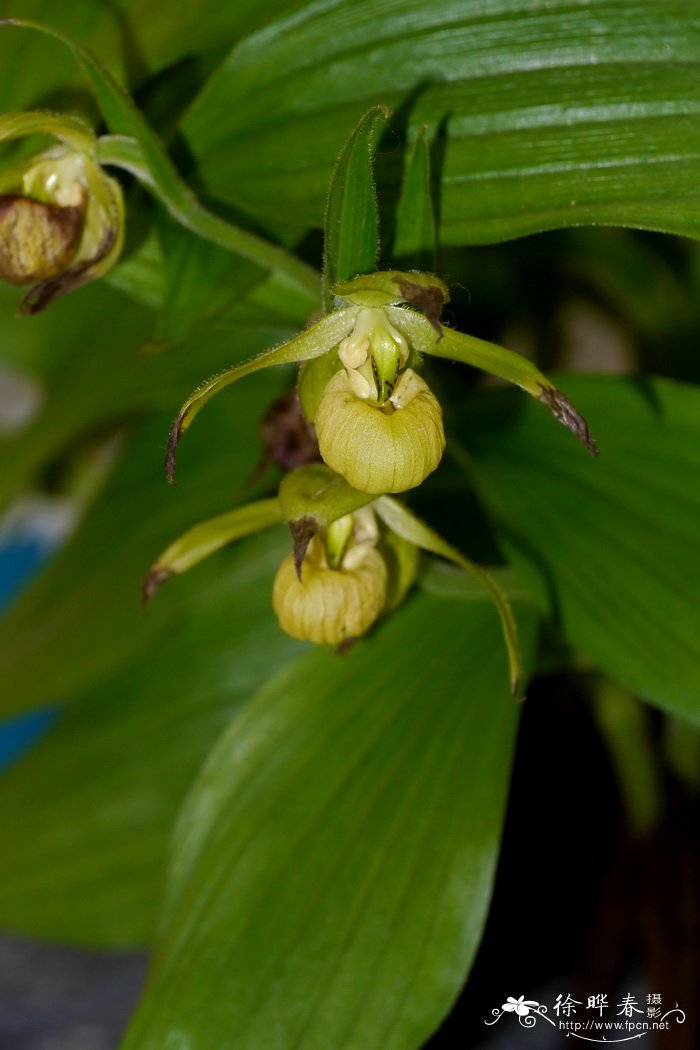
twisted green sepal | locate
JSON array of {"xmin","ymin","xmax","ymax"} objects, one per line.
[
  {"xmin": 374, "ymin": 496, "xmax": 522, "ymax": 696},
  {"xmin": 388, "ymin": 306, "xmax": 599, "ymax": 455},
  {"xmin": 278, "ymin": 463, "xmax": 375, "ymax": 575},
  {"xmin": 165, "ymin": 307, "xmax": 358, "ymax": 483},
  {"xmin": 142, "ymin": 498, "xmax": 282, "ymax": 604}
]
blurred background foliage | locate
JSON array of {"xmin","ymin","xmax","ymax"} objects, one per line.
[{"xmin": 0, "ymin": 2, "xmax": 699, "ymax": 1049}]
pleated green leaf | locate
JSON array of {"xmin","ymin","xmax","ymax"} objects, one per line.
[
  {"xmin": 180, "ymin": 0, "xmax": 700, "ymax": 247},
  {"xmin": 0, "ymin": 369, "xmax": 288, "ymax": 718},
  {"xmin": 0, "ymin": 529, "xmax": 301, "ymax": 947},
  {"xmin": 462, "ymin": 376, "xmax": 700, "ymax": 721},
  {"xmin": 0, "ymin": 0, "xmax": 304, "ymax": 113},
  {"xmin": 121, "ymin": 594, "xmax": 535, "ymax": 1050},
  {"xmin": 393, "ymin": 125, "xmax": 436, "ymax": 268}
]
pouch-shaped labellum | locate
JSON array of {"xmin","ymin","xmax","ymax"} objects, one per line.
[{"xmin": 0, "ymin": 195, "xmax": 83, "ymax": 284}]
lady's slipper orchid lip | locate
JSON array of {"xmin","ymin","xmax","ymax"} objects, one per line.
[
  {"xmin": 314, "ymin": 366, "xmax": 446, "ymax": 495},
  {"xmin": 0, "ymin": 117, "xmax": 125, "ymax": 312},
  {"xmin": 273, "ymin": 529, "xmax": 388, "ymax": 646},
  {"xmin": 0, "ymin": 194, "xmax": 84, "ymax": 284}
]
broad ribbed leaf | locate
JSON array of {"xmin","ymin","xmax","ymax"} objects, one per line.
[
  {"xmin": 0, "ymin": 279, "xmax": 296, "ymax": 508},
  {"xmin": 122, "ymin": 594, "xmax": 535, "ymax": 1050},
  {"xmin": 393, "ymin": 125, "xmax": 436, "ymax": 268},
  {"xmin": 461, "ymin": 376, "xmax": 700, "ymax": 721},
  {"xmin": 0, "ymin": 529, "xmax": 301, "ymax": 947},
  {"xmin": 181, "ymin": 0, "xmax": 700, "ymax": 246},
  {"xmin": 0, "ymin": 0, "xmax": 304, "ymax": 112},
  {"xmin": 0, "ymin": 370, "xmax": 288, "ymax": 717}
]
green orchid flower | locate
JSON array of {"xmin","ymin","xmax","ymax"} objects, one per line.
[{"xmin": 165, "ymin": 269, "xmax": 597, "ymax": 491}]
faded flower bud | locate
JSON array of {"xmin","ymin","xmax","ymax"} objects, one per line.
[
  {"xmin": 0, "ymin": 142, "xmax": 123, "ymax": 312},
  {"xmin": 313, "ymin": 307, "xmax": 445, "ymax": 494},
  {"xmin": 273, "ymin": 512, "xmax": 387, "ymax": 645},
  {"xmin": 0, "ymin": 195, "xmax": 83, "ymax": 283}
]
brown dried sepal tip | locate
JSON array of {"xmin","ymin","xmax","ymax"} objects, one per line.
[
  {"xmin": 141, "ymin": 567, "xmax": 174, "ymax": 607},
  {"xmin": 165, "ymin": 413, "xmax": 186, "ymax": 485},
  {"xmin": 288, "ymin": 516, "xmax": 319, "ymax": 579},
  {"xmin": 397, "ymin": 279, "xmax": 446, "ymax": 338},
  {"xmin": 538, "ymin": 385, "xmax": 599, "ymax": 457},
  {"xmin": 0, "ymin": 195, "xmax": 83, "ymax": 285}
]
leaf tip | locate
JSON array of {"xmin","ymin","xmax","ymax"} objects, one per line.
[
  {"xmin": 537, "ymin": 385, "xmax": 599, "ymax": 457},
  {"xmin": 165, "ymin": 413, "xmax": 185, "ymax": 485},
  {"xmin": 141, "ymin": 566, "xmax": 174, "ymax": 607}
]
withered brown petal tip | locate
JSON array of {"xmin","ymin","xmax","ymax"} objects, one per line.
[
  {"xmin": 397, "ymin": 279, "xmax": 445, "ymax": 339},
  {"xmin": 164, "ymin": 418, "xmax": 185, "ymax": 485},
  {"xmin": 538, "ymin": 385, "xmax": 599, "ymax": 457},
  {"xmin": 288, "ymin": 517, "xmax": 319, "ymax": 580},
  {"xmin": 142, "ymin": 567, "xmax": 174, "ymax": 607}
]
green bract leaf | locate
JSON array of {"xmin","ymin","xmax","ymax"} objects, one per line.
[
  {"xmin": 278, "ymin": 463, "xmax": 375, "ymax": 572},
  {"xmin": 461, "ymin": 376, "xmax": 700, "ymax": 722},
  {"xmin": 143, "ymin": 498, "xmax": 283, "ymax": 604},
  {"xmin": 393, "ymin": 126, "xmax": 436, "ymax": 269},
  {"xmin": 389, "ymin": 306, "xmax": 599, "ymax": 455},
  {"xmin": 322, "ymin": 105, "xmax": 388, "ymax": 310},
  {"xmin": 0, "ymin": 19, "xmax": 320, "ymax": 304},
  {"xmin": 0, "ymin": 530, "xmax": 301, "ymax": 947},
  {"xmin": 180, "ymin": 0, "xmax": 700, "ymax": 247},
  {"xmin": 374, "ymin": 496, "xmax": 525, "ymax": 696},
  {"xmin": 121, "ymin": 593, "xmax": 534, "ymax": 1050},
  {"xmin": 165, "ymin": 306, "xmax": 358, "ymax": 483}
]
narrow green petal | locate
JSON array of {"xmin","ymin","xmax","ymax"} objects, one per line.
[
  {"xmin": 374, "ymin": 496, "xmax": 524, "ymax": 696},
  {"xmin": 143, "ymin": 499, "xmax": 282, "ymax": 604},
  {"xmin": 389, "ymin": 307, "xmax": 598, "ymax": 455},
  {"xmin": 165, "ymin": 307, "xmax": 357, "ymax": 483}
]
